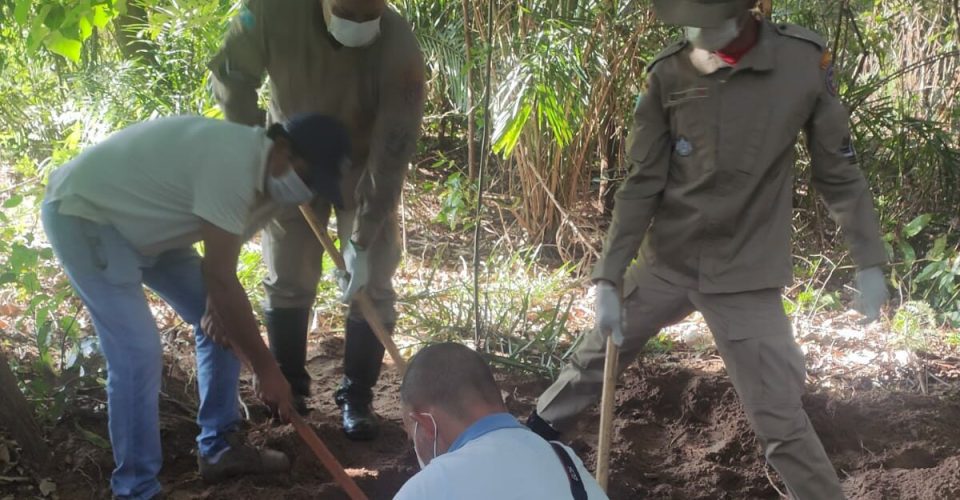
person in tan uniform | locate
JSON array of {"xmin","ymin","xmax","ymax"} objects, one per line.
[
  {"xmin": 208, "ymin": 0, "xmax": 425, "ymax": 440},
  {"xmin": 525, "ymin": 1, "xmax": 890, "ymax": 498}
]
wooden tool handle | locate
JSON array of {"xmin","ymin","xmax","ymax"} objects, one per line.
[
  {"xmin": 298, "ymin": 205, "xmax": 408, "ymax": 374},
  {"xmin": 229, "ymin": 343, "xmax": 366, "ymax": 498},
  {"xmin": 596, "ymin": 336, "xmax": 619, "ymax": 491},
  {"xmin": 300, "ymin": 206, "xmax": 346, "ymax": 270},
  {"xmin": 291, "ymin": 413, "xmax": 369, "ymax": 500}
]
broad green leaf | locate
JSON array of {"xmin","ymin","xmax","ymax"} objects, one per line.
[
  {"xmin": 903, "ymin": 214, "xmax": 932, "ymax": 238},
  {"xmin": 3, "ymin": 194, "xmax": 23, "ymax": 208},
  {"xmin": 14, "ymin": 0, "xmax": 30, "ymax": 25},
  {"xmin": 11, "ymin": 243, "xmax": 39, "ymax": 271},
  {"xmin": 883, "ymin": 240, "xmax": 895, "ymax": 261},
  {"xmin": 78, "ymin": 16, "xmax": 93, "ymax": 41},
  {"xmin": 27, "ymin": 5, "xmax": 54, "ymax": 54},
  {"xmin": 46, "ymin": 31, "xmax": 83, "ymax": 62},
  {"xmin": 44, "ymin": 4, "xmax": 66, "ymax": 30},
  {"xmin": 928, "ymin": 236, "xmax": 947, "ymax": 260},
  {"xmin": 915, "ymin": 261, "xmax": 941, "ymax": 282},
  {"xmin": 91, "ymin": 5, "xmax": 112, "ymax": 29},
  {"xmin": 898, "ymin": 239, "xmax": 916, "ymax": 264}
]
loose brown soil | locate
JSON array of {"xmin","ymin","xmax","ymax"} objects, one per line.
[{"xmin": 5, "ymin": 332, "xmax": 960, "ymax": 500}]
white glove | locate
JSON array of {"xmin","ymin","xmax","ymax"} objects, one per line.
[
  {"xmin": 595, "ymin": 280, "xmax": 625, "ymax": 346},
  {"xmin": 340, "ymin": 241, "xmax": 370, "ymax": 304},
  {"xmin": 854, "ymin": 266, "xmax": 889, "ymax": 323}
]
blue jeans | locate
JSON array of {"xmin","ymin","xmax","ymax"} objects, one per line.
[{"xmin": 41, "ymin": 201, "xmax": 240, "ymax": 500}]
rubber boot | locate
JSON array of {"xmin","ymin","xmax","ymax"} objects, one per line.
[
  {"xmin": 264, "ymin": 307, "xmax": 311, "ymax": 415},
  {"xmin": 334, "ymin": 318, "xmax": 388, "ymax": 441}
]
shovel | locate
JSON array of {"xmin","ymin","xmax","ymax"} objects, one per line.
[{"xmin": 299, "ymin": 205, "xmax": 407, "ymax": 374}]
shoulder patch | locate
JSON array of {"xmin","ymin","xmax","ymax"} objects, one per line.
[
  {"xmin": 774, "ymin": 23, "xmax": 826, "ymax": 51},
  {"xmin": 647, "ymin": 39, "xmax": 688, "ymax": 72},
  {"xmin": 237, "ymin": 6, "xmax": 255, "ymax": 30}
]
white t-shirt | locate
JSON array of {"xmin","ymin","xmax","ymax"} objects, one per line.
[
  {"xmin": 46, "ymin": 116, "xmax": 275, "ymax": 255},
  {"xmin": 394, "ymin": 427, "xmax": 609, "ymax": 500}
]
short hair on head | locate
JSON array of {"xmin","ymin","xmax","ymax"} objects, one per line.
[{"xmin": 400, "ymin": 343, "xmax": 504, "ymax": 417}]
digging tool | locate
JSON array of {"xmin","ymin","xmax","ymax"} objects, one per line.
[
  {"xmin": 596, "ymin": 335, "xmax": 619, "ymax": 491},
  {"xmin": 227, "ymin": 351, "xmax": 368, "ymax": 499},
  {"xmin": 291, "ymin": 412, "xmax": 369, "ymax": 500},
  {"xmin": 298, "ymin": 205, "xmax": 408, "ymax": 374}
]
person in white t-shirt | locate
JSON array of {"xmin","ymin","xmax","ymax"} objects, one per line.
[
  {"xmin": 394, "ymin": 343, "xmax": 609, "ymax": 500},
  {"xmin": 41, "ymin": 114, "xmax": 350, "ymax": 500}
]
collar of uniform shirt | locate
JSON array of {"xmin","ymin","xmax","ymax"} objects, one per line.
[
  {"xmin": 446, "ymin": 413, "xmax": 527, "ymax": 454},
  {"xmin": 715, "ymin": 17, "xmax": 760, "ymax": 65},
  {"xmin": 721, "ymin": 20, "xmax": 775, "ymax": 72}
]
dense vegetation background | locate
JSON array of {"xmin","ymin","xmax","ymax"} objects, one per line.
[{"xmin": 0, "ymin": 0, "xmax": 957, "ymax": 425}]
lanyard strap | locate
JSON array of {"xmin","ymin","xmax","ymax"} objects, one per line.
[{"xmin": 550, "ymin": 442, "xmax": 588, "ymax": 500}]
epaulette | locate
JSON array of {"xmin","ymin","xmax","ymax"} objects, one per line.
[
  {"xmin": 646, "ymin": 39, "xmax": 688, "ymax": 72},
  {"xmin": 773, "ymin": 23, "xmax": 826, "ymax": 51}
]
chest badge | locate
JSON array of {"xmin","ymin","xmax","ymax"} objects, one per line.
[{"xmin": 675, "ymin": 136, "xmax": 693, "ymax": 157}]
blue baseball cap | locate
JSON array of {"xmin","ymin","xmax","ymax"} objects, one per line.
[{"xmin": 280, "ymin": 113, "xmax": 351, "ymax": 208}]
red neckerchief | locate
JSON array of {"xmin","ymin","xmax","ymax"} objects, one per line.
[{"xmin": 715, "ymin": 19, "xmax": 760, "ymax": 65}]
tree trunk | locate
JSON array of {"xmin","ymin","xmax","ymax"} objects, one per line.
[
  {"xmin": 113, "ymin": 1, "xmax": 157, "ymax": 67},
  {"xmin": 461, "ymin": 0, "xmax": 476, "ymax": 179},
  {"xmin": 0, "ymin": 349, "xmax": 49, "ymax": 472}
]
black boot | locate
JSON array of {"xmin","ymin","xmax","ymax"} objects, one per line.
[
  {"xmin": 264, "ymin": 307, "xmax": 312, "ymax": 415},
  {"xmin": 334, "ymin": 318, "xmax": 387, "ymax": 441},
  {"xmin": 526, "ymin": 410, "xmax": 561, "ymax": 441}
]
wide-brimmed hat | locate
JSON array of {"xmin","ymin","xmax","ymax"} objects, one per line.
[{"xmin": 653, "ymin": 0, "xmax": 753, "ymax": 28}]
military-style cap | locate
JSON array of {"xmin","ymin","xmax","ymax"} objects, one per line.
[
  {"xmin": 280, "ymin": 113, "xmax": 351, "ymax": 208},
  {"xmin": 653, "ymin": 0, "xmax": 753, "ymax": 27}
]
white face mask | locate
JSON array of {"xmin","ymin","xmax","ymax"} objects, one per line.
[
  {"xmin": 267, "ymin": 165, "xmax": 314, "ymax": 205},
  {"xmin": 412, "ymin": 413, "xmax": 438, "ymax": 469},
  {"xmin": 328, "ymin": 14, "xmax": 381, "ymax": 47},
  {"xmin": 685, "ymin": 16, "xmax": 741, "ymax": 51}
]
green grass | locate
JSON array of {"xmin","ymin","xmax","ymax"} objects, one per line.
[{"xmin": 396, "ymin": 244, "xmax": 583, "ymax": 377}]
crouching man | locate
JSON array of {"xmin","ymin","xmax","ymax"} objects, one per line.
[
  {"xmin": 41, "ymin": 114, "xmax": 350, "ymax": 499},
  {"xmin": 394, "ymin": 343, "xmax": 609, "ymax": 499}
]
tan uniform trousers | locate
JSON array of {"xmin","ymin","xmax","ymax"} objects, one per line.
[
  {"xmin": 537, "ymin": 266, "xmax": 843, "ymax": 500},
  {"xmin": 261, "ymin": 199, "xmax": 401, "ymax": 324}
]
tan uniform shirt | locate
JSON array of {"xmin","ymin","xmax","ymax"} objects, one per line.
[
  {"xmin": 208, "ymin": 0, "xmax": 425, "ymax": 246},
  {"xmin": 593, "ymin": 21, "xmax": 887, "ymax": 293}
]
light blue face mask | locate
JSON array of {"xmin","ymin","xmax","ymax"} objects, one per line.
[
  {"xmin": 267, "ymin": 165, "xmax": 313, "ymax": 205},
  {"xmin": 412, "ymin": 413, "xmax": 438, "ymax": 469}
]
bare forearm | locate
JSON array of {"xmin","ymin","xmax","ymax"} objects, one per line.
[
  {"xmin": 204, "ymin": 274, "xmax": 274, "ymax": 371},
  {"xmin": 211, "ymin": 78, "xmax": 265, "ymax": 127}
]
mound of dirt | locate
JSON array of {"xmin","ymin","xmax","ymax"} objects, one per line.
[{"xmin": 17, "ymin": 334, "xmax": 960, "ymax": 499}]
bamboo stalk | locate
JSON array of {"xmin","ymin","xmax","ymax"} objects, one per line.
[{"xmin": 461, "ymin": 0, "xmax": 476, "ymax": 179}]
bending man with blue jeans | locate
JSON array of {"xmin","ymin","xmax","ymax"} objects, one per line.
[{"xmin": 42, "ymin": 114, "xmax": 350, "ymax": 499}]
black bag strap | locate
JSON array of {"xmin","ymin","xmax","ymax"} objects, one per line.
[{"xmin": 550, "ymin": 441, "xmax": 589, "ymax": 500}]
